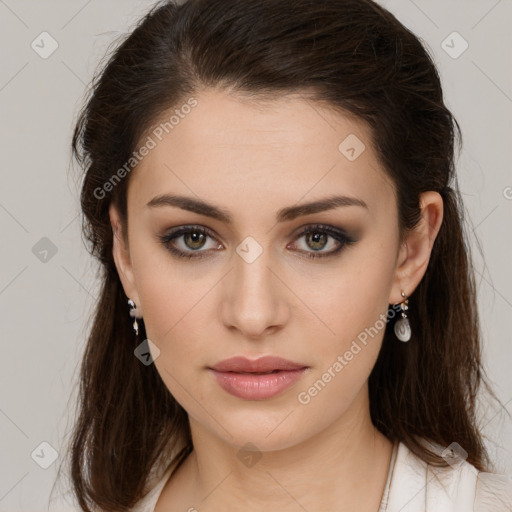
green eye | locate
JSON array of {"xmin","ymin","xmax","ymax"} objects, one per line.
[
  {"xmin": 158, "ymin": 224, "xmax": 356, "ymax": 260},
  {"xmin": 290, "ymin": 224, "xmax": 355, "ymax": 260}
]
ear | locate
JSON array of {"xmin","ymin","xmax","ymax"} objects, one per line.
[
  {"xmin": 109, "ymin": 202, "xmax": 142, "ymax": 314},
  {"xmin": 389, "ymin": 191, "xmax": 444, "ymax": 305}
]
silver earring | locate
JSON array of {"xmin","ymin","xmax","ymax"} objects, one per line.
[
  {"xmin": 394, "ymin": 290, "xmax": 411, "ymax": 342},
  {"xmin": 127, "ymin": 298, "xmax": 140, "ymax": 336}
]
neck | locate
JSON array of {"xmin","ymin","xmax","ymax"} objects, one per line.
[{"xmin": 180, "ymin": 388, "xmax": 394, "ymax": 511}]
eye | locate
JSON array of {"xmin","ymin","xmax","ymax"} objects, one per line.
[
  {"xmin": 288, "ymin": 224, "xmax": 356, "ymax": 260},
  {"xmin": 158, "ymin": 226, "xmax": 221, "ymax": 260},
  {"xmin": 158, "ymin": 224, "xmax": 356, "ymax": 260}
]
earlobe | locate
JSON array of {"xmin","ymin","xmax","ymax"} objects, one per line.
[
  {"xmin": 389, "ymin": 191, "xmax": 444, "ymax": 305},
  {"xmin": 109, "ymin": 203, "xmax": 141, "ymax": 312}
]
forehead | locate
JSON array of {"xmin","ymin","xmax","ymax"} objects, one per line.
[{"xmin": 128, "ymin": 89, "xmax": 396, "ymax": 220}]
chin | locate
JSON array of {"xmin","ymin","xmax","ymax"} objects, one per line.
[{"xmin": 207, "ymin": 405, "xmax": 313, "ymax": 452}]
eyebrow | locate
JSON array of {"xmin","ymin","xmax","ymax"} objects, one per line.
[{"xmin": 146, "ymin": 194, "xmax": 368, "ymax": 223}]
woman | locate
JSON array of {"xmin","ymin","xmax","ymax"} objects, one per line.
[{"xmin": 65, "ymin": 0, "xmax": 512, "ymax": 510}]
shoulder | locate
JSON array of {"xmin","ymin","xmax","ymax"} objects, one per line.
[
  {"xmin": 385, "ymin": 440, "xmax": 512, "ymax": 512},
  {"xmin": 474, "ymin": 471, "xmax": 512, "ymax": 511}
]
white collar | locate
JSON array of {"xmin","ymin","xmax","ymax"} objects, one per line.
[{"xmin": 381, "ymin": 440, "xmax": 512, "ymax": 511}]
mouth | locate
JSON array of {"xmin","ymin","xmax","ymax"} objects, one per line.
[
  {"xmin": 209, "ymin": 355, "xmax": 307, "ymax": 373},
  {"xmin": 231, "ymin": 370, "xmax": 280, "ymax": 374},
  {"xmin": 207, "ymin": 356, "xmax": 309, "ymax": 400}
]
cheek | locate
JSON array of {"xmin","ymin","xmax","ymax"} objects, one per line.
[
  {"xmin": 135, "ymin": 264, "xmax": 210, "ymax": 405},
  {"xmin": 296, "ymin": 290, "xmax": 390, "ymax": 417},
  {"xmin": 129, "ymin": 233, "xmax": 204, "ymax": 336},
  {"xmin": 137, "ymin": 277, "xmax": 207, "ymax": 360},
  {"xmin": 307, "ymin": 248, "xmax": 395, "ymax": 353},
  {"xmin": 295, "ymin": 242, "xmax": 397, "ymax": 410}
]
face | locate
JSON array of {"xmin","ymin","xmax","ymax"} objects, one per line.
[{"xmin": 111, "ymin": 89, "xmax": 410, "ymax": 452}]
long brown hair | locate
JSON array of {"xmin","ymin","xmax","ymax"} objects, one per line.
[{"xmin": 60, "ymin": 0, "xmax": 502, "ymax": 510}]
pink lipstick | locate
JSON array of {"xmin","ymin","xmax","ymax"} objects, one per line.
[{"xmin": 208, "ymin": 356, "xmax": 308, "ymax": 400}]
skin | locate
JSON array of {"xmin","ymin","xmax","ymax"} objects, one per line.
[{"xmin": 109, "ymin": 89, "xmax": 443, "ymax": 511}]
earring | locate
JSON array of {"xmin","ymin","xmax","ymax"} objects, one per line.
[
  {"xmin": 394, "ymin": 290, "xmax": 411, "ymax": 342},
  {"xmin": 127, "ymin": 298, "xmax": 140, "ymax": 336}
]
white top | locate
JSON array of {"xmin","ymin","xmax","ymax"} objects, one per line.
[{"xmin": 131, "ymin": 440, "xmax": 512, "ymax": 511}]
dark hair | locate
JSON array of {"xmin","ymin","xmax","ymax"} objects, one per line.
[{"xmin": 62, "ymin": 0, "xmax": 502, "ymax": 510}]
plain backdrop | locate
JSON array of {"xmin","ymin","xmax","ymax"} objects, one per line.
[{"xmin": 0, "ymin": 0, "xmax": 511, "ymax": 510}]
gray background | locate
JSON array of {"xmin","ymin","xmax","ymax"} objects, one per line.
[{"xmin": 0, "ymin": 0, "xmax": 511, "ymax": 510}]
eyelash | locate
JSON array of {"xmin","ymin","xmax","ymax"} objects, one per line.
[{"xmin": 158, "ymin": 224, "xmax": 356, "ymax": 261}]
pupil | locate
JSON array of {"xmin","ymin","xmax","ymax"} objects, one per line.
[
  {"xmin": 186, "ymin": 232, "xmax": 205, "ymax": 249},
  {"xmin": 308, "ymin": 232, "xmax": 326, "ymax": 250}
]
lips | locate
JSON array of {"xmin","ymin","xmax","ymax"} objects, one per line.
[
  {"xmin": 208, "ymin": 356, "xmax": 309, "ymax": 400},
  {"xmin": 209, "ymin": 355, "xmax": 307, "ymax": 373}
]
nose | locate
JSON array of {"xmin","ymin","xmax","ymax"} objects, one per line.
[{"xmin": 220, "ymin": 248, "xmax": 290, "ymax": 341}]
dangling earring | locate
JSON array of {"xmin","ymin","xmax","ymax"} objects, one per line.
[
  {"xmin": 127, "ymin": 298, "xmax": 140, "ymax": 336},
  {"xmin": 394, "ymin": 290, "xmax": 411, "ymax": 342}
]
